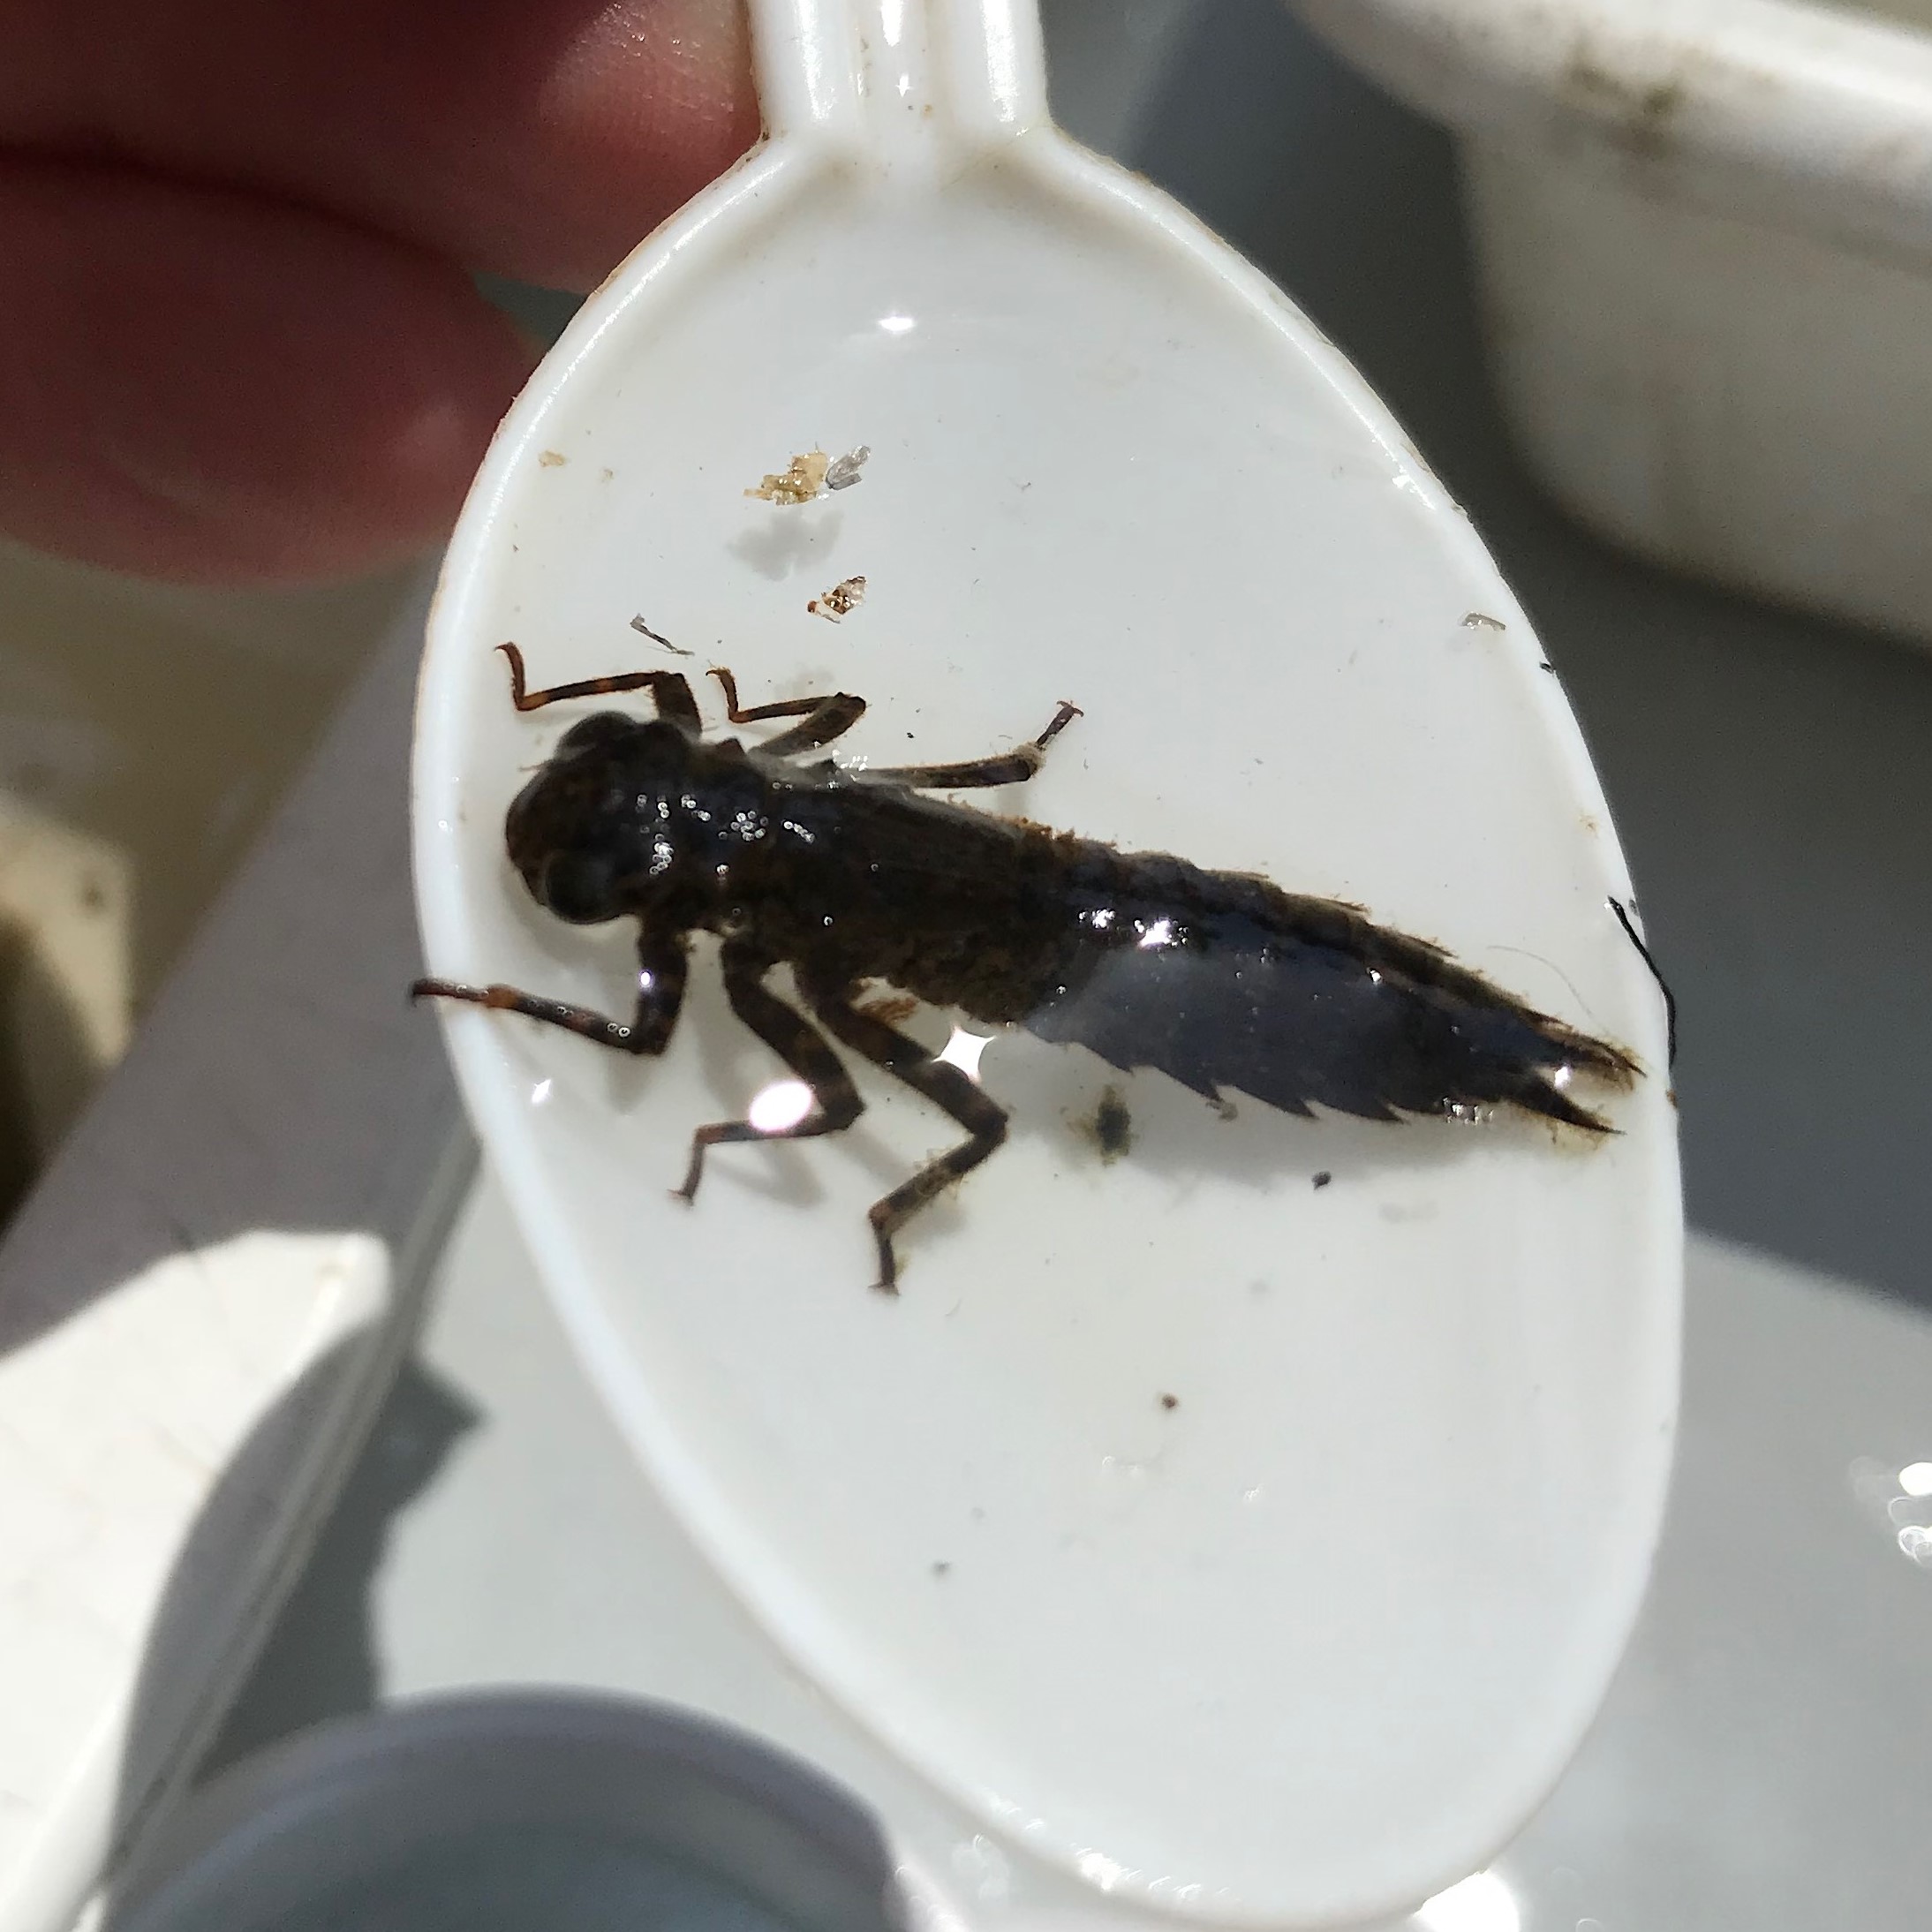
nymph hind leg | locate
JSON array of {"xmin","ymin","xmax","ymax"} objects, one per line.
[
  {"xmin": 707, "ymin": 668, "xmax": 866, "ymax": 754},
  {"xmin": 801, "ymin": 975, "xmax": 1008, "ymax": 1293},
  {"xmin": 413, "ymin": 932, "xmax": 688, "ymax": 1053},
  {"xmin": 866, "ymin": 701, "xmax": 1081, "ymax": 790},
  {"xmin": 675, "ymin": 941, "xmax": 863, "ymax": 1201}
]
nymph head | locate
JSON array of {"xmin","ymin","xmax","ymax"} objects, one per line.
[{"xmin": 503, "ymin": 713, "xmax": 699, "ymax": 925}]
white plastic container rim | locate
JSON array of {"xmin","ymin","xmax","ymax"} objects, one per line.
[{"xmin": 1292, "ymin": 0, "xmax": 1932, "ymax": 263}]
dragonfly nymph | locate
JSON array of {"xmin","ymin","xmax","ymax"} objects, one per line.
[{"xmin": 416, "ymin": 644, "xmax": 1639, "ymax": 1290}]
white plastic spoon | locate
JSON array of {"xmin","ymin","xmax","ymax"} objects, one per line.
[{"xmin": 411, "ymin": 0, "xmax": 1681, "ymax": 1922}]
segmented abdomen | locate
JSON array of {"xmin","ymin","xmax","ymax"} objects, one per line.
[{"xmin": 1020, "ymin": 848, "xmax": 1636, "ymax": 1131}]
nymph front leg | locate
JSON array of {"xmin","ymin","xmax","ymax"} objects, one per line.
[{"xmin": 412, "ymin": 933, "xmax": 688, "ymax": 1055}]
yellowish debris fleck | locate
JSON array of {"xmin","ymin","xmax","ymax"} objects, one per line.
[
  {"xmin": 744, "ymin": 449, "xmax": 830, "ymax": 504},
  {"xmin": 808, "ymin": 576, "xmax": 867, "ymax": 622}
]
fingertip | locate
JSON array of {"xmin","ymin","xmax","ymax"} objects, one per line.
[
  {"xmin": 504, "ymin": 0, "xmax": 764, "ymax": 286},
  {"xmin": 0, "ymin": 164, "xmax": 539, "ymax": 583}
]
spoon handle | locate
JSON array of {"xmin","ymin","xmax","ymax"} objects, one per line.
[{"xmin": 749, "ymin": 0, "xmax": 1049, "ymax": 155}]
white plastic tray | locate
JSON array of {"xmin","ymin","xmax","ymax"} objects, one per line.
[{"xmin": 1292, "ymin": 0, "xmax": 1932, "ymax": 644}]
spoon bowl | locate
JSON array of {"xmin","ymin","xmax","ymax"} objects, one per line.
[{"xmin": 413, "ymin": 2, "xmax": 1682, "ymax": 1921}]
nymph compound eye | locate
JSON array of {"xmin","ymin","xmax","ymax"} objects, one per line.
[{"xmin": 535, "ymin": 848, "xmax": 622, "ymax": 925}]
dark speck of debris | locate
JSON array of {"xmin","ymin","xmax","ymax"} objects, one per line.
[
  {"xmin": 1562, "ymin": 54, "xmax": 1685, "ymax": 155},
  {"xmin": 932, "ymin": 1560, "xmax": 952, "ymax": 1578},
  {"xmin": 1461, "ymin": 611, "xmax": 1506, "ymax": 630},
  {"xmin": 1312, "ymin": 1170, "xmax": 1332, "ymax": 1190},
  {"xmin": 1083, "ymin": 1086, "xmax": 1133, "ymax": 1162},
  {"xmin": 1208, "ymin": 1092, "xmax": 1237, "ymax": 1122},
  {"xmin": 1538, "ymin": 661, "xmax": 1556, "ymax": 674},
  {"xmin": 1159, "ymin": 1392, "xmax": 1179, "ymax": 1411}
]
